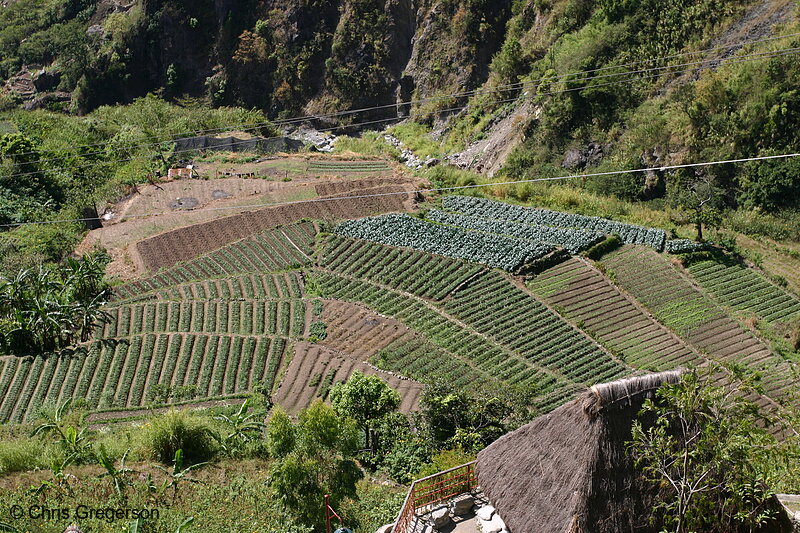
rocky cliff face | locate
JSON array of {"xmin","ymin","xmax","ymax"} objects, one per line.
[{"xmin": 2, "ymin": 0, "xmax": 513, "ymax": 117}]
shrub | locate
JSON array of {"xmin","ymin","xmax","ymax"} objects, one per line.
[
  {"xmin": 585, "ymin": 234, "xmax": 622, "ymax": 260},
  {"xmin": 139, "ymin": 409, "xmax": 217, "ymax": 464}
]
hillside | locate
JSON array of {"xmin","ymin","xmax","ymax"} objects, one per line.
[
  {"xmin": 2, "ymin": 1, "xmax": 800, "ymax": 531},
  {"xmin": 2, "ymin": 181, "xmax": 798, "ymax": 425}
]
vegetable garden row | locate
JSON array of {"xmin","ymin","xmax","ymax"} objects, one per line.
[
  {"xmin": 125, "ymin": 273, "xmax": 305, "ymax": 303},
  {"xmin": 335, "ymin": 214, "xmax": 558, "ymax": 271},
  {"xmin": 312, "ymin": 271, "xmax": 573, "ymax": 406},
  {"xmin": 426, "ymin": 209, "xmax": 606, "ymax": 254},
  {"xmin": 687, "ymin": 258, "xmax": 800, "ymax": 323},
  {"xmin": 102, "ymin": 300, "xmax": 308, "ymax": 339},
  {"xmin": 440, "ymin": 271, "xmax": 629, "ymax": 385},
  {"xmin": 441, "ymin": 196, "xmax": 667, "ymax": 250},
  {"xmin": 528, "ymin": 257, "xmax": 700, "ymax": 371},
  {"xmin": 307, "ymin": 160, "xmax": 391, "ymax": 172},
  {"xmin": 0, "ymin": 334, "xmax": 288, "ymax": 423},
  {"xmin": 603, "ymin": 246, "xmax": 794, "ymax": 403},
  {"xmin": 319, "ymin": 235, "xmax": 486, "ymax": 300}
]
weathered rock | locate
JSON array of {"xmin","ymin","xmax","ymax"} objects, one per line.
[
  {"xmin": 476, "ymin": 505, "xmax": 495, "ymax": 521},
  {"xmin": 430, "ymin": 506, "xmax": 451, "ymax": 528},
  {"xmin": 374, "ymin": 523, "xmax": 394, "ymax": 533},
  {"xmin": 562, "ymin": 141, "xmax": 608, "ymax": 170},
  {"xmin": 452, "ymin": 495, "xmax": 475, "ymax": 516},
  {"xmin": 480, "ymin": 514, "xmax": 506, "ymax": 533}
]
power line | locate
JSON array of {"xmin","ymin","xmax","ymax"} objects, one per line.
[
  {"xmin": 4, "ymin": 44, "xmax": 799, "ymax": 182},
  {"xmin": 2, "ymin": 150, "xmax": 798, "ymax": 228},
  {"xmin": 5, "ymin": 29, "xmax": 799, "ymax": 166}
]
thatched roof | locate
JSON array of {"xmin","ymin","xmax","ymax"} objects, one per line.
[{"xmin": 476, "ymin": 371, "xmax": 684, "ymax": 533}]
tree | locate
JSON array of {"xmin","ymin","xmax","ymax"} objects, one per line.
[
  {"xmin": 0, "ymin": 250, "xmax": 110, "ymax": 354},
  {"xmin": 329, "ymin": 371, "xmax": 400, "ymax": 453},
  {"xmin": 417, "ymin": 379, "xmax": 518, "ymax": 452},
  {"xmin": 213, "ymin": 399, "xmax": 265, "ymax": 457},
  {"xmin": 675, "ymin": 176, "xmax": 724, "ymax": 241},
  {"xmin": 629, "ymin": 366, "xmax": 780, "ymax": 533},
  {"xmin": 267, "ymin": 402, "xmax": 363, "ymax": 532}
]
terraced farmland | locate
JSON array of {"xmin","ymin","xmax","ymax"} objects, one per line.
[
  {"xmin": 441, "ymin": 271, "xmax": 630, "ymax": 385},
  {"xmin": 315, "ymin": 236, "xmax": 632, "ymax": 412},
  {"xmin": 136, "ymin": 183, "xmax": 413, "ymax": 271},
  {"xmin": 116, "ymin": 223, "xmax": 316, "ymax": 299},
  {"xmin": 529, "ymin": 257, "xmax": 700, "ymax": 370},
  {"xmin": 686, "ymin": 257, "xmax": 800, "ymax": 323},
  {"xmin": 117, "ymin": 272, "xmax": 305, "ymax": 303},
  {"xmin": 603, "ymin": 246, "xmax": 795, "ymax": 402},
  {"xmin": 0, "ymin": 334, "xmax": 289, "ymax": 423},
  {"xmin": 320, "ymin": 235, "xmax": 486, "ymax": 300},
  {"xmin": 4, "ymin": 191, "xmax": 798, "ymax": 427},
  {"xmin": 307, "ymin": 160, "xmax": 392, "ymax": 173},
  {"xmin": 101, "ymin": 300, "xmax": 308, "ymax": 338}
]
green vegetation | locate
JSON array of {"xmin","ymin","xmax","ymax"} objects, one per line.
[
  {"xmin": 267, "ymin": 401, "xmax": 363, "ymax": 531},
  {"xmin": 685, "ymin": 253, "xmax": 800, "ymax": 324},
  {"xmin": 0, "ymin": 250, "xmax": 109, "ymax": 354},
  {"xmin": 330, "ymin": 371, "xmax": 400, "ymax": 453},
  {"xmin": 630, "ymin": 366, "xmax": 797, "ymax": 533},
  {"xmin": 0, "ymin": 97, "xmax": 271, "ymax": 274}
]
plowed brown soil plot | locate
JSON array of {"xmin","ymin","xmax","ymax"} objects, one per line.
[
  {"xmin": 273, "ymin": 342, "xmax": 422, "ymax": 415},
  {"xmin": 319, "ymin": 300, "xmax": 412, "ymax": 360},
  {"xmin": 273, "ymin": 300, "xmax": 423, "ymax": 414},
  {"xmin": 136, "ymin": 183, "xmax": 417, "ymax": 272},
  {"xmin": 603, "ymin": 246, "xmax": 797, "ymax": 407},
  {"xmin": 528, "ymin": 257, "xmax": 702, "ymax": 371}
]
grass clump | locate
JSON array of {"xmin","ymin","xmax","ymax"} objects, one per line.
[
  {"xmin": 388, "ymin": 122, "xmax": 442, "ymax": 158},
  {"xmin": 139, "ymin": 409, "xmax": 217, "ymax": 464}
]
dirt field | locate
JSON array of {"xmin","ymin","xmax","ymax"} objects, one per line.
[
  {"xmin": 274, "ymin": 342, "xmax": 422, "ymax": 414},
  {"xmin": 77, "ymin": 157, "xmax": 421, "ymax": 281},
  {"xmin": 273, "ymin": 300, "xmax": 424, "ymax": 414}
]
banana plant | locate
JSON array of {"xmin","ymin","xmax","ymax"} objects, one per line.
[
  {"xmin": 213, "ymin": 399, "xmax": 265, "ymax": 457},
  {"xmin": 155, "ymin": 449, "xmax": 207, "ymax": 504},
  {"xmin": 96, "ymin": 445, "xmax": 135, "ymax": 501}
]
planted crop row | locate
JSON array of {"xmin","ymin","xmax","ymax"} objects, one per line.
[
  {"xmin": 308, "ymin": 161, "xmax": 390, "ymax": 169},
  {"xmin": 313, "ymin": 269, "xmax": 573, "ymax": 403},
  {"xmin": 0, "ymin": 334, "xmax": 289, "ymax": 423},
  {"xmin": 335, "ymin": 214, "xmax": 556, "ymax": 271},
  {"xmin": 665, "ymin": 239, "xmax": 712, "ymax": 254},
  {"xmin": 687, "ymin": 258, "xmax": 800, "ymax": 323},
  {"xmin": 443, "ymin": 271, "xmax": 629, "ymax": 385},
  {"xmin": 103, "ymin": 300, "xmax": 308, "ymax": 338},
  {"xmin": 425, "ymin": 209, "xmax": 605, "ymax": 254},
  {"xmin": 373, "ymin": 337, "xmax": 492, "ymax": 389},
  {"xmin": 320, "ymin": 235, "xmax": 485, "ymax": 300},
  {"xmin": 442, "ymin": 196, "xmax": 667, "ymax": 250},
  {"xmin": 603, "ymin": 246, "xmax": 794, "ymax": 404},
  {"xmin": 115, "ymin": 222, "xmax": 316, "ymax": 299},
  {"xmin": 125, "ymin": 273, "xmax": 306, "ymax": 303},
  {"xmin": 528, "ymin": 257, "xmax": 699, "ymax": 371}
]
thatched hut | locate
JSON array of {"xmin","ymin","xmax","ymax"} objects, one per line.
[
  {"xmin": 476, "ymin": 371, "xmax": 683, "ymax": 533},
  {"xmin": 476, "ymin": 370, "xmax": 798, "ymax": 533}
]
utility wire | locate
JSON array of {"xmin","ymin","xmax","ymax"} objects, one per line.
[
  {"xmin": 4, "ymin": 44, "xmax": 799, "ymax": 181},
  {"xmin": 2, "ymin": 151, "xmax": 799, "ymax": 228},
  {"xmin": 5, "ymin": 29, "xmax": 800, "ymax": 165}
]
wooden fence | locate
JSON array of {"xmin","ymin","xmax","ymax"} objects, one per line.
[{"xmin": 393, "ymin": 461, "xmax": 477, "ymax": 533}]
